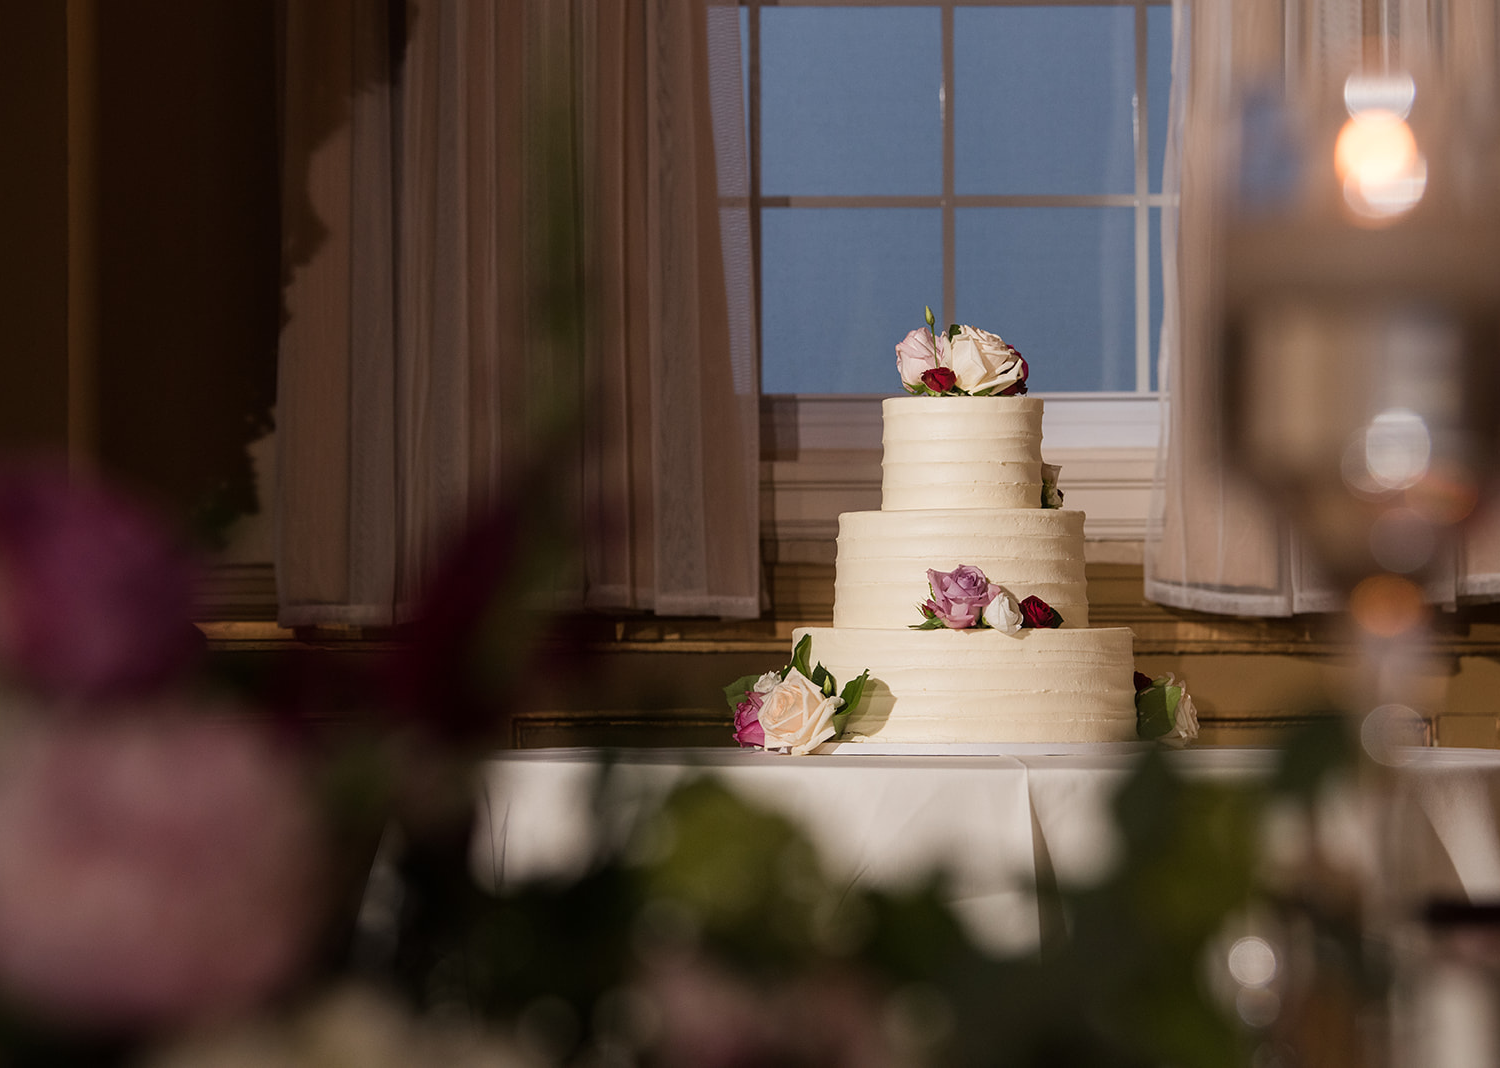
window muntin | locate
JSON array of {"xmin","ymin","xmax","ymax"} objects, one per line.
[{"xmin": 750, "ymin": 1, "xmax": 1173, "ymax": 397}]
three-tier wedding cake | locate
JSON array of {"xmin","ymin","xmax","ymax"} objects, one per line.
[{"xmin": 793, "ymin": 393, "xmax": 1139, "ymax": 745}]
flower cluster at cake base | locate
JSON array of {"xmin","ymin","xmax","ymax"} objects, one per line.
[
  {"xmin": 726, "ymin": 635, "xmax": 870, "ymax": 754},
  {"xmin": 1135, "ymin": 671, "xmax": 1200, "ymax": 746},
  {"xmin": 911, "ymin": 564, "xmax": 1063, "ymax": 632},
  {"xmin": 895, "ymin": 306, "xmax": 1028, "ymax": 397}
]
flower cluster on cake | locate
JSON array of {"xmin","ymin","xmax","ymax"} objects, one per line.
[{"xmin": 896, "ymin": 306, "xmax": 1028, "ymax": 397}]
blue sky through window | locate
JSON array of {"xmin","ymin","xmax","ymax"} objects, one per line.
[{"xmin": 756, "ymin": 4, "xmax": 1171, "ymax": 395}]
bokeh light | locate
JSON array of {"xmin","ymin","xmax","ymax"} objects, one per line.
[
  {"xmin": 1349, "ymin": 572, "xmax": 1428, "ymax": 637},
  {"xmin": 1334, "ymin": 109, "xmax": 1426, "ymax": 221}
]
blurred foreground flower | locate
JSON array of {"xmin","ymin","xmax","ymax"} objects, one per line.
[
  {"xmin": 142, "ymin": 984, "xmax": 537, "ymax": 1068},
  {"xmin": 0, "ymin": 711, "xmax": 330, "ymax": 1029},
  {"xmin": 0, "ymin": 463, "xmax": 204, "ymax": 702}
]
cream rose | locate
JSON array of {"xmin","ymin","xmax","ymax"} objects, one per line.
[
  {"xmin": 757, "ymin": 668, "xmax": 842, "ymax": 755},
  {"xmin": 947, "ymin": 325, "xmax": 1025, "ymax": 395}
]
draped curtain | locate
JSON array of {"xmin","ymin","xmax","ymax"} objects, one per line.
[
  {"xmin": 1145, "ymin": 0, "xmax": 1500, "ymax": 615},
  {"xmin": 275, "ymin": 0, "xmax": 759, "ymax": 626}
]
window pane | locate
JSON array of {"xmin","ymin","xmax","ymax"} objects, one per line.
[
  {"xmin": 761, "ymin": 208, "xmax": 941, "ymax": 393},
  {"xmin": 760, "ymin": 7, "xmax": 941, "ymax": 196},
  {"xmin": 1148, "ymin": 4, "xmax": 1172, "ymax": 193},
  {"xmin": 954, "ymin": 7, "xmax": 1135, "ymax": 195},
  {"xmin": 955, "ymin": 208, "xmax": 1134, "ymax": 392}
]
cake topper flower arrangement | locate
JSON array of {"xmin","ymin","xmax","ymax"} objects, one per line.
[
  {"xmin": 725, "ymin": 635, "xmax": 869, "ymax": 755},
  {"xmin": 896, "ymin": 306, "xmax": 1028, "ymax": 397},
  {"xmin": 1134, "ymin": 671, "xmax": 1200, "ymax": 746},
  {"xmin": 910, "ymin": 564, "xmax": 1063, "ymax": 632}
]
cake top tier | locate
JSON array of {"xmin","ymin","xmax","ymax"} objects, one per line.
[{"xmin": 881, "ymin": 395, "xmax": 1045, "ymax": 511}]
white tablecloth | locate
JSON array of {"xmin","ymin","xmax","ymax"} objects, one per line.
[{"xmin": 474, "ymin": 746, "xmax": 1500, "ymax": 954}]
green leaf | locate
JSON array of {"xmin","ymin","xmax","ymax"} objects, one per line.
[
  {"xmin": 947, "ymin": 323, "xmax": 960, "ymax": 340},
  {"xmin": 1135, "ymin": 684, "xmax": 1173, "ymax": 739},
  {"xmin": 810, "ymin": 661, "xmax": 834, "ymax": 696},
  {"xmin": 839, "ymin": 669, "xmax": 870, "ymax": 714},
  {"xmin": 909, "ymin": 616, "xmax": 946, "ymax": 630},
  {"xmin": 723, "ymin": 674, "xmax": 764, "ymax": 711},
  {"xmin": 790, "ymin": 633, "xmax": 812, "ymax": 679}
]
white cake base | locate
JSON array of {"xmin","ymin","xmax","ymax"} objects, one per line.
[{"xmin": 795, "ymin": 624, "xmax": 1139, "ymax": 745}]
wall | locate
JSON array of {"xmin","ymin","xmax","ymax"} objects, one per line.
[{"xmin": 0, "ymin": 2, "xmax": 282, "ymax": 547}]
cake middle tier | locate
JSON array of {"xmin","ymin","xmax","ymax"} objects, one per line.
[{"xmin": 832, "ymin": 508, "xmax": 1090, "ymax": 629}]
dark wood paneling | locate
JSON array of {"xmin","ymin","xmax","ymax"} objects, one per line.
[{"xmin": 0, "ymin": 4, "xmax": 69, "ymax": 451}]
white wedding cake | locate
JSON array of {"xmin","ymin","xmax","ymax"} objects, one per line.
[{"xmin": 794, "ymin": 394, "xmax": 1139, "ymax": 745}]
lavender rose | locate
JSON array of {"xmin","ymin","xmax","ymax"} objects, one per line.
[
  {"xmin": 895, "ymin": 329, "xmax": 948, "ymax": 392},
  {"xmin": 757, "ymin": 669, "xmax": 842, "ymax": 754},
  {"xmin": 924, "ymin": 565, "xmax": 1002, "ymax": 630},
  {"xmin": 948, "ymin": 326, "xmax": 1027, "ymax": 396}
]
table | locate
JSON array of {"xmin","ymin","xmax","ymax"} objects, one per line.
[{"xmin": 473, "ymin": 746, "xmax": 1500, "ymax": 955}]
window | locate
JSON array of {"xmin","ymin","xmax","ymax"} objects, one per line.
[{"xmin": 745, "ymin": 1, "xmax": 1173, "ymax": 400}]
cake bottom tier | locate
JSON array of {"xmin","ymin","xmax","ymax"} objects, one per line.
[{"xmin": 794, "ymin": 625, "xmax": 1139, "ymax": 744}]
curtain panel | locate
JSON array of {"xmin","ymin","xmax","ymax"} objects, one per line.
[
  {"xmin": 275, "ymin": 0, "xmax": 759, "ymax": 627},
  {"xmin": 1145, "ymin": 0, "xmax": 1500, "ymax": 616}
]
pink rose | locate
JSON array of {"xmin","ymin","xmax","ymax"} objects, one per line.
[
  {"xmin": 1019, "ymin": 595, "xmax": 1063, "ymax": 629},
  {"xmin": 895, "ymin": 329, "xmax": 949, "ymax": 392},
  {"xmin": 924, "ymin": 565, "xmax": 1001, "ymax": 630},
  {"xmin": 732, "ymin": 691, "xmax": 766, "ymax": 748}
]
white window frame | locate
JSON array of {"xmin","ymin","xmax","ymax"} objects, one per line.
[{"xmin": 750, "ymin": 0, "xmax": 1169, "ymax": 548}]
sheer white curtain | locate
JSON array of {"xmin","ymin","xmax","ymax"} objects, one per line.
[
  {"xmin": 275, "ymin": 0, "xmax": 759, "ymax": 627},
  {"xmin": 1145, "ymin": 0, "xmax": 1500, "ymax": 616}
]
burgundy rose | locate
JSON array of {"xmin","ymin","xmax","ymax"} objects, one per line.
[
  {"xmin": 1019, "ymin": 595, "xmax": 1063, "ymax": 629},
  {"xmin": 1134, "ymin": 671, "xmax": 1154, "ymax": 693},
  {"xmin": 998, "ymin": 354, "xmax": 1029, "ymax": 396},
  {"xmin": 920, "ymin": 367, "xmax": 957, "ymax": 394},
  {"xmin": 732, "ymin": 691, "xmax": 766, "ymax": 748},
  {"xmin": 925, "ymin": 565, "xmax": 1000, "ymax": 630}
]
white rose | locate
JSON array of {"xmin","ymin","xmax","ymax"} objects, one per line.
[
  {"xmin": 752, "ymin": 671, "xmax": 781, "ymax": 694},
  {"xmin": 981, "ymin": 589, "xmax": 1022, "ymax": 634},
  {"xmin": 1040, "ymin": 462, "xmax": 1065, "ymax": 508},
  {"xmin": 757, "ymin": 668, "xmax": 843, "ymax": 755},
  {"xmin": 947, "ymin": 325, "xmax": 1025, "ymax": 395},
  {"xmin": 1162, "ymin": 676, "xmax": 1199, "ymax": 748}
]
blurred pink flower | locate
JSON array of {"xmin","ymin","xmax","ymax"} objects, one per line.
[
  {"xmin": 0, "ymin": 464, "xmax": 204, "ymax": 701},
  {"xmin": 0, "ymin": 711, "xmax": 330, "ymax": 1028},
  {"xmin": 644, "ymin": 950, "xmax": 897, "ymax": 1067}
]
